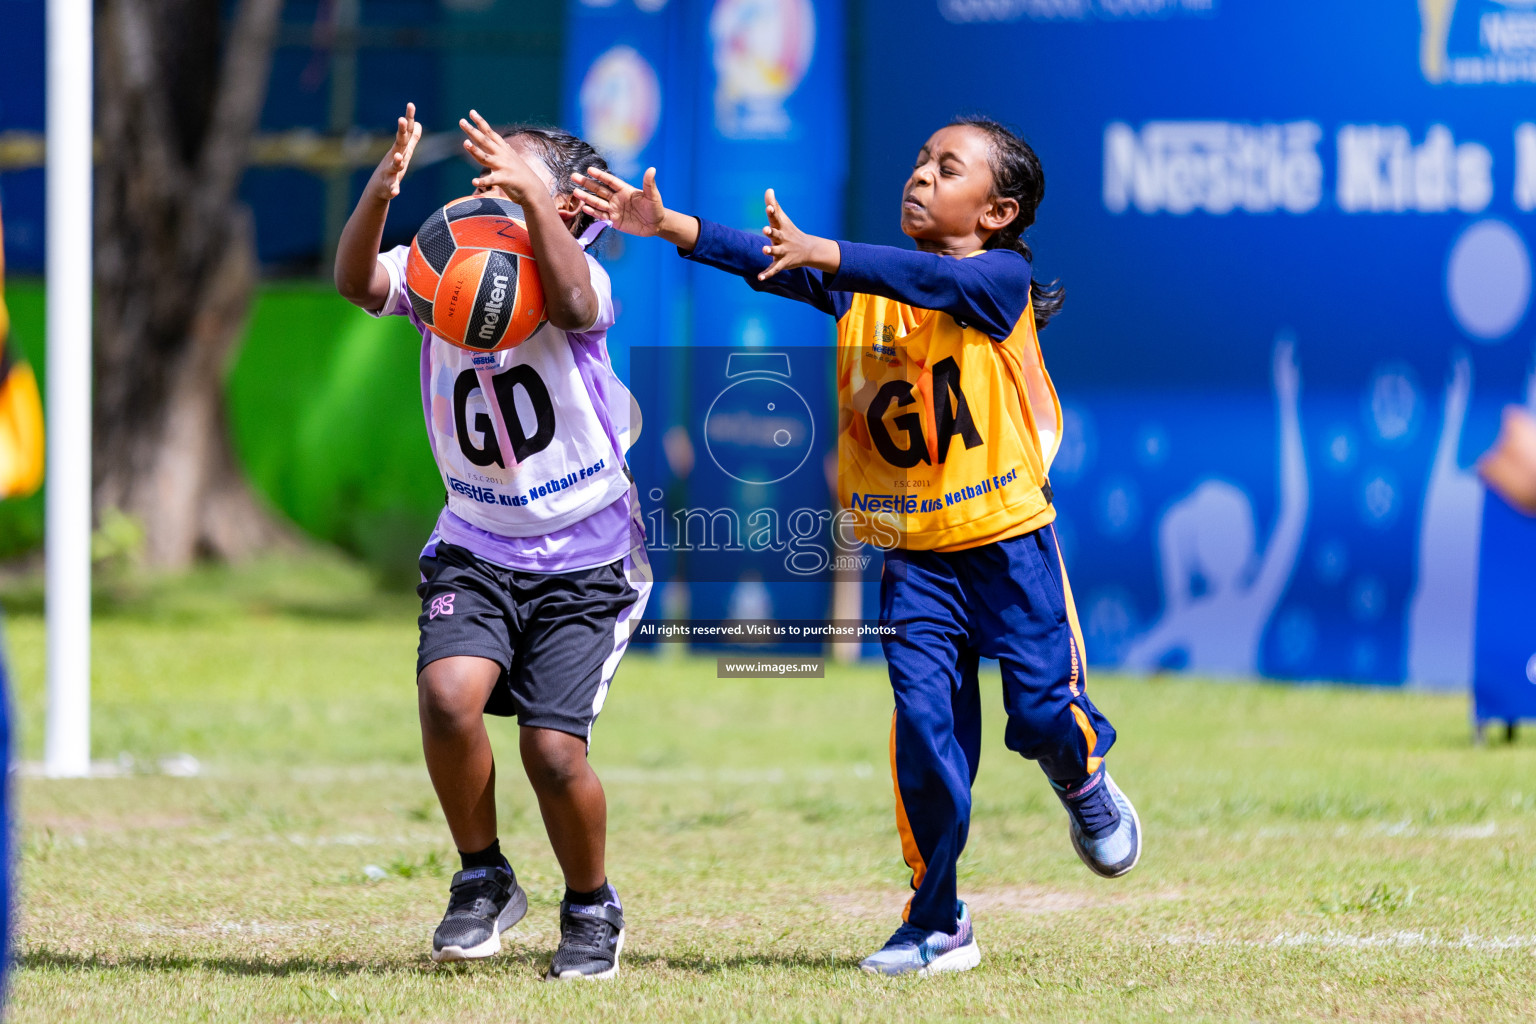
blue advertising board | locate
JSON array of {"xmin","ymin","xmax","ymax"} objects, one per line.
[
  {"xmin": 679, "ymin": 0, "xmax": 846, "ymax": 627},
  {"xmin": 566, "ymin": 0, "xmax": 847, "ymax": 636},
  {"xmin": 564, "ymin": 0, "xmax": 691, "ymax": 369},
  {"xmin": 565, "ymin": 0, "xmax": 697, "ymax": 623}
]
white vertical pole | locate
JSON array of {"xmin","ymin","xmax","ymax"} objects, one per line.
[{"xmin": 43, "ymin": 0, "xmax": 93, "ymax": 778}]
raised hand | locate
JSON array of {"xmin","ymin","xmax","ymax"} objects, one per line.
[
  {"xmin": 459, "ymin": 110, "xmax": 546, "ymax": 205},
  {"xmin": 369, "ymin": 103, "xmax": 422, "ymax": 202},
  {"xmin": 759, "ymin": 188, "xmax": 839, "ymax": 280},
  {"xmin": 572, "ymin": 166, "xmax": 666, "ymax": 237}
]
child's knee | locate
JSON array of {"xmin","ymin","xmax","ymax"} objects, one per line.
[
  {"xmin": 520, "ymin": 728, "xmax": 588, "ymax": 789},
  {"xmin": 417, "ymin": 661, "xmax": 491, "ymax": 734}
]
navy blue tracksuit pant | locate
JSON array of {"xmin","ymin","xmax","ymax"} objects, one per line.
[{"xmin": 881, "ymin": 524, "xmax": 1116, "ymax": 933}]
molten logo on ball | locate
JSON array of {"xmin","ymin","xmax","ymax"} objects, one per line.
[
  {"xmin": 406, "ymin": 196, "xmax": 547, "ymax": 352},
  {"xmin": 479, "ymin": 274, "xmax": 510, "ymax": 344}
]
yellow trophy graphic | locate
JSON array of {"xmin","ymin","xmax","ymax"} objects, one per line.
[{"xmin": 1420, "ymin": 0, "xmax": 1458, "ymax": 83}]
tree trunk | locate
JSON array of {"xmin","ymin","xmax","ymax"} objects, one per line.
[{"xmin": 94, "ymin": 0, "xmax": 288, "ymax": 568}]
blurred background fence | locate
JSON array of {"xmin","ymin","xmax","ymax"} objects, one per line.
[{"xmin": 2, "ymin": 0, "xmax": 1535, "ymax": 688}]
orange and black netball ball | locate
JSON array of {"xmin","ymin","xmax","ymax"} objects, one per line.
[{"xmin": 405, "ymin": 195, "xmax": 547, "ymax": 352}]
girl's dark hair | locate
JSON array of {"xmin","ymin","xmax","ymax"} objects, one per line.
[
  {"xmin": 947, "ymin": 115, "xmax": 1065, "ymax": 328},
  {"xmin": 502, "ymin": 124, "xmax": 609, "ymax": 242}
]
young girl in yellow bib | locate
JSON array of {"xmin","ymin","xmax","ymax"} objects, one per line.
[{"xmin": 575, "ymin": 116, "xmax": 1141, "ymax": 976}]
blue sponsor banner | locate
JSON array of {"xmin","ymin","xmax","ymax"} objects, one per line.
[
  {"xmin": 564, "ymin": 0, "xmax": 691, "ymax": 370},
  {"xmin": 567, "ymin": 0, "xmax": 847, "ymax": 638},
  {"xmin": 565, "ymin": 0, "xmax": 696, "ymax": 614},
  {"xmin": 677, "ymin": 0, "xmax": 847, "ymax": 630},
  {"xmin": 677, "ymin": 0, "xmax": 847, "ymax": 354},
  {"xmin": 845, "ymin": 1, "xmax": 1536, "ymax": 684}
]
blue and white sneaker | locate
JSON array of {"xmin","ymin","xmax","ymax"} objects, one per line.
[
  {"xmin": 859, "ymin": 901, "xmax": 982, "ymax": 976},
  {"xmin": 1052, "ymin": 768, "xmax": 1141, "ymax": 878}
]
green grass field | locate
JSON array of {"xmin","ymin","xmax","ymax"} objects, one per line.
[{"xmin": 6, "ymin": 557, "xmax": 1536, "ymax": 1022}]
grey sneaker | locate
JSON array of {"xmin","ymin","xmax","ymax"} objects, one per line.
[
  {"xmin": 430, "ymin": 865, "xmax": 527, "ymax": 962},
  {"xmin": 859, "ymin": 901, "xmax": 981, "ymax": 977},
  {"xmin": 545, "ymin": 885, "xmax": 626, "ymax": 981},
  {"xmin": 1052, "ymin": 769, "xmax": 1142, "ymax": 878}
]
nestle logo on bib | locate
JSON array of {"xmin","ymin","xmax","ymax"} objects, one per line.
[
  {"xmin": 479, "ymin": 274, "xmax": 510, "ymax": 342},
  {"xmin": 472, "ymin": 354, "xmax": 497, "ymax": 367}
]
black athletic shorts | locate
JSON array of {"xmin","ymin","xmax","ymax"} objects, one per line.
[{"xmin": 416, "ymin": 541, "xmax": 652, "ymax": 738}]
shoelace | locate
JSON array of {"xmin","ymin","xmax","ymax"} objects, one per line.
[
  {"xmin": 1064, "ymin": 782, "xmax": 1120, "ymax": 837},
  {"xmin": 447, "ymin": 875, "xmax": 508, "ymax": 918},
  {"xmin": 561, "ymin": 907, "xmax": 616, "ymax": 950},
  {"xmin": 882, "ymin": 922, "xmax": 934, "ymax": 950}
]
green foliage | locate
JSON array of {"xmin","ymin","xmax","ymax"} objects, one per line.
[
  {"xmin": 226, "ymin": 284, "xmax": 444, "ymax": 582},
  {"xmin": 0, "ymin": 281, "xmax": 45, "ymax": 560},
  {"xmin": 0, "ymin": 282, "xmax": 444, "ymax": 580},
  {"xmin": 90, "ymin": 507, "xmax": 146, "ymax": 571}
]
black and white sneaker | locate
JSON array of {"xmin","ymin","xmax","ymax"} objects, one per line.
[
  {"xmin": 431, "ymin": 864, "xmax": 527, "ymax": 962},
  {"xmin": 545, "ymin": 885, "xmax": 625, "ymax": 981}
]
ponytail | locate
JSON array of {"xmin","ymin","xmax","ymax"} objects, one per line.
[{"xmin": 947, "ymin": 115, "xmax": 1064, "ymax": 328}]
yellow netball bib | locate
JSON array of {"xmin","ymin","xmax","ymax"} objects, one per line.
[{"xmin": 836, "ymin": 255, "xmax": 1061, "ymax": 551}]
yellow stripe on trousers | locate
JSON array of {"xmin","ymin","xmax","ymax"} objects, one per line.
[
  {"xmin": 889, "ymin": 710, "xmax": 927, "ymax": 922},
  {"xmin": 1053, "ymin": 526, "xmax": 1102, "ymax": 776}
]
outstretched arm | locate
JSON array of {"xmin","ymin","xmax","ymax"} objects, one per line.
[
  {"xmin": 573, "ymin": 169, "xmax": 850, "ymax": 317},
  {"xmin": 572, "ymin": 165, "xmax": 697, "ymax": 249},
  {"xmin": 828, "ymin": 244, "xmax": 1032, "ymax": 341},
  {"xmin": 335, "ymin": 103, "xmax": 421, "ymax": 311},
  {"xmin": 460, "ymin": 110, "xmax": 598, "ymax": 331},
  {"xmin": 760, "ymin": 190, "xmax": 1031, "ymax": 340},
  {"xmin": 1251, "ymin": 337, "xmax": 1309, "ymax": 612}
]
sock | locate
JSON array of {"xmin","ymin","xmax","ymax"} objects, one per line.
[
  {"xmin": 564, "ymin": 879, "xmax": 610, "ymax": 905},
  {"xmin": 459, "ymin": 838, "xmax": 507, "ymax": 873}
]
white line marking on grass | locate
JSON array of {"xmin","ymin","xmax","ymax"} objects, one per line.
[
  {"xmin": 18, "ymin": 754, "xmax": 202, "ymax": 778},
  {"xmin": 1246, "ymin": 822, "xmax": 1505, "ymax": 841},
  {"xmin": 1161, "ymin": 931, "xmax": 1536, "ymax": 952},
  {"xmin": 1372, "ymin": 820, "xmax": 1499, "ymax": 839}
]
